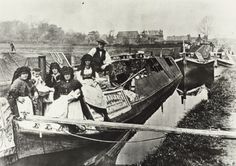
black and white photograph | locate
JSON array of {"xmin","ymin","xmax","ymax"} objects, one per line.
[{"xmin": 0, "ymin": 0, "xmax": 236, "ymax": 165}]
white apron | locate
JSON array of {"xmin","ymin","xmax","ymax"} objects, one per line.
[
  {"xmin": 17, "ymin": 96, "xmax": 34, "ymax": 117},
  {"xmin": 82, "ymin": 83, "xmax": 107, "ymax": 109},
  {"xmin": 45, "ymin": 94, "xmax": 84, "ymax": 120}
]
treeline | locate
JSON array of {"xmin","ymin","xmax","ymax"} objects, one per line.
[{"xmin": 0, "ymin": 21, "xmax": 115, "ymax": 45}]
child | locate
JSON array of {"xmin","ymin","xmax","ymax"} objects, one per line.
[{"xmin": 31, "ymin": 68, "xmax": 54, "ymax": 115}]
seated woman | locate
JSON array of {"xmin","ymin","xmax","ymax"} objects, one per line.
[
  {"xmin": 45, "ymin": 66, "xmax": 87, "ymax": 120},
  {"xmin": 75, "ymin": 54, "xmax": 111, "ymax": 121},
  {"xmin": 76, "ymin": 54, "xmax": 100, "ymax": 85},
  {"xmin": 7, "ymin": 66, "xmax": 38, "ymax": 118}
]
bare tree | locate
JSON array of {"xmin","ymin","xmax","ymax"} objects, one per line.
[{"xmin": 198, "ymin": 16, "xmax": 213, "ymax": 38}]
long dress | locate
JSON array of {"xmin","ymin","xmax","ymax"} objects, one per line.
[
  {"xmin": 45, "ymin": 79, "xmax": 84, "ymax": 120},
  {"xmin": 75, "ymin": 68, "xmax": 107, "ymax": 109}
]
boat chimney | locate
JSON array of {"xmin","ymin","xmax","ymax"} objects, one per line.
[
  {"xmin": 183, "ymin": 40, "xmax": 186, "ymax": 53},
  {"xmin": 182, "ymin": 40, "xmax": 186, "ymax": 60},
  {"xmin": 38, "ymin": 56, "xmax": 46, "ymax": 80}
]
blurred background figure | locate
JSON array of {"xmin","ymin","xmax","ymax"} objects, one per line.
[{"xmin": 10, "ymin": 42, "xmax": 16, "ymax": 52}]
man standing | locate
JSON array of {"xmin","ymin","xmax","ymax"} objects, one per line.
[
  {"xmin": 10, "ymin": 42, "xmax": 16, "ymax": 52},
  {"xmin": 88, "ymin": 39, "xmax": 117, "ymax": 85}
]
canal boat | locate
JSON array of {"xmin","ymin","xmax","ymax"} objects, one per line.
[
  {"xmin": 213, "ymin": 52, "xmax": 235, "ymax": 68},
  {"xmin": 0, "ymin": 52, "xmax": 182, "ymax": 165},
  {"xmin": 175, "ymin": 42, "xmax": 215, "ymax": 92}
]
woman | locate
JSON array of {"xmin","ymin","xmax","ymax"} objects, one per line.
[
  {"xmin": 7, "ymin": 66, "xmax": 38, "ymax": 118},
  {"xmin": 45, "ymin": 66, "xmax": 85, "ymax": 120},
  {"xmin": 45, "ymin": 62, "xmax": 62, "ymax": 88},
  {"xmin": 75, "ymin": 54, "xmax": 110, "ymax": 121},
  {"xmin": 45, "ymin": 62, "xmax": 62, "ymax": 100},
  {"xmin": 76, "ymin": 54, "xmax": 100, "ymax": 85}
]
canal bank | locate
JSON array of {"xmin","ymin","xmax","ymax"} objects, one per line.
[{"xmin": 140, "ymin": 68, "xmax": 236, "ymax": 166}]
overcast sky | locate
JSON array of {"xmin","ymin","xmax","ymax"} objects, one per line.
[{"xmin": 0, "ymin": 0, "xmax": 236, "ymax": 38}]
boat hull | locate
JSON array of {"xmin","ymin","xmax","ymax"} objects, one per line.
[
  {"xmin": 12, "ymin": 75, "xmax": 181, "ymax": 159},
  {"xmin": 217, "ymin": 59, "xmax": 234, "ymax": 68},
  {"xmin": 176, "ymin": 58, "xmax": 214, "ymax": 91}
]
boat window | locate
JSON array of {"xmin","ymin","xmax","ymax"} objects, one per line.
[
  {"xmin": 164, "ymin": 57, "xmax": 173, "ymax": 66},
  {"xmin": 147, "ymin": 58, "xmax": 163, "ymax": 72},
  {"xmin": 152, "ymin": 63, "xmax": 163, "ymax": 72}
]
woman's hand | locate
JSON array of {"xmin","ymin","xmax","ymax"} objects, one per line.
[
  {"xmin": 67, "ymin": 89, "xmax": 81, "ymax": 102},
  {"xmin": 73, "ymin": 89, "xmax": 81, "ymax": 98},
  {"xmin": 101, "ymin": 64, "xmax": 108, "ymax": 70},
  {"xmin": 49, "ymin": 88, "xmax": 55, "ymax": 92}
]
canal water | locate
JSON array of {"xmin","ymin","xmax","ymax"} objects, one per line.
[{"xmin": 116, "ymin": 85, "xmax": 209, "ymax": 165}]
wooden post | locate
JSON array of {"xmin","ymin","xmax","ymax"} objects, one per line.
[
  {"xmin": 71, "ymin": 55, "xmax": 76, "ymax": 67},
  {"xmin": 38, "ymin": 56, "xmax": 46, "ymax": 81},
  {"xmin": 26, "ymin": 116, "xmax": 236, "ymax": 139}
]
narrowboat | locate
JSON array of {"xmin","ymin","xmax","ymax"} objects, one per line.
[
  {"xmin": 175, "ymin": 43, "xmax": 215, "ymax": 93},
  {"xmin": 0, "ymin": 51, "xmax": 182, "ymax": 165},
  {"xmin": 213, "ymin": 52, "xmax": 235, "ymax": 68}
]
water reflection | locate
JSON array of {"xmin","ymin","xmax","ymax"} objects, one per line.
[
  {"xmin": 116, "ymin": 86, "xmax": 209, "ymax": 165},
  {"xmin": 116, "ymin": 64, "xmax": 214, "ymax": 165}
]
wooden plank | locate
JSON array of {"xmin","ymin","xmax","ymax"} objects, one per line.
[{"xmin": 25, "ymin": 116, "xmax": 236, "ymax": 139}]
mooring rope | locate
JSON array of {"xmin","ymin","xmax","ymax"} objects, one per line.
[{"xmin": 63, "ymin": 129, "xmax": 166, "ymax": 144}]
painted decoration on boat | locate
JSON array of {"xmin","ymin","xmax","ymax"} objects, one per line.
[
  {"xmin": 0, "ymin": 98, "xmax": 15, "ymax": 157},
  {"xmin": 104, "ymin": 89, "xmax": 131, "ymax": 114}
]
